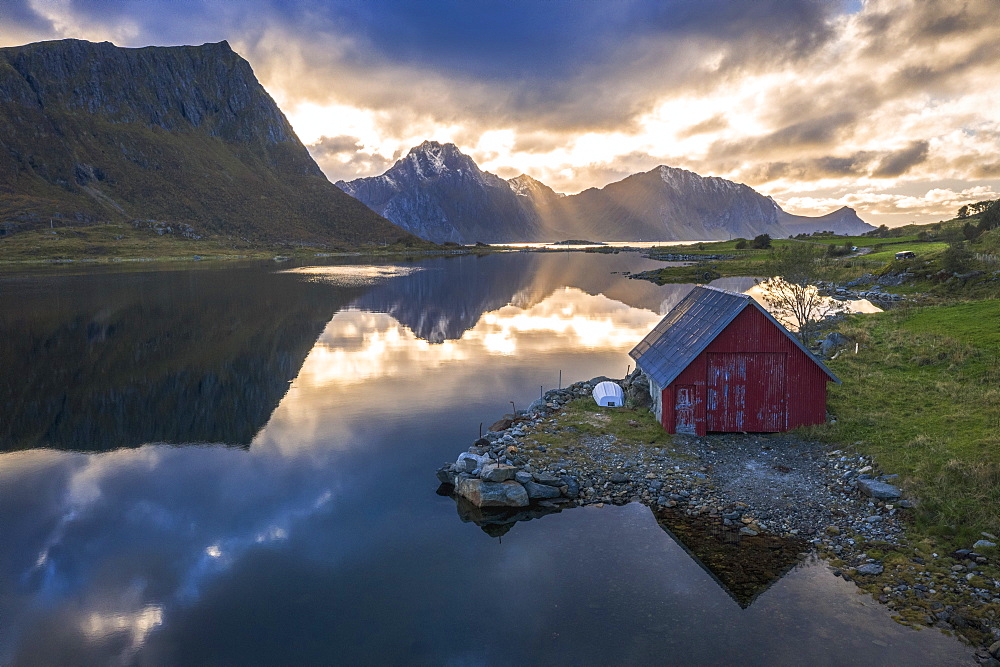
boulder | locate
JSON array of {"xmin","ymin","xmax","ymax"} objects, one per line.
[
  {"xmin": 857, "ymin": 478, "xmax": 902, "ymax": 500},
  {"xmin": 436, "ymin": 464, "xmax": 458, "ymax": 486},
  {"xmin": 820, "ymin": 332, "xmax": 851, "ymax": 358},
  {"xmin": 532, "ymin": 472, "xmax": 564, "ymax": 487},
  {"xmin": 856, "ymin": 563, "xmax": 884, "ymax": 576},
  {"xmin": 625, "ymin": 373, "xmax": 652, "ymax": 409},
  {"xmin": 515, "ymin": 471, "xmax": 533, "ymax": 484},
  {"xmin": 455, "ymin": 452, "xmax": 488, "ymax": 474},
  {"xmin": 489, "ymin": 418, "xmax": 514, "ymax": 432},
  {"xmin": 527, "ymin": 397, "xmax": 549, "ymax": 414},
  {"xmin": 524, "ymin": 481, "xmax": 561, "ymax": 500},
  {"xmin": 455, "ymin": 478, "xmax": 529, "ymax": 508},
  {"xmin": 560, "ymin": 475, "xmax": 581, "ymax": 498},
  {"xmin": 845, "ymin": 273, "xmax": 875, "ymax": 288},
  {"xmin": 480, "ymin": 463, "xmax": 519, "ymax": 482}
]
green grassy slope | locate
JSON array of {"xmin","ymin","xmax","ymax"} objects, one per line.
[
  {"xmin": 0, "ymin": 39, "xmax": 416, "ymax": 248},
  {"xmin": 817, "ymin": 301, "xmax": 1000, "ymax": 545}
]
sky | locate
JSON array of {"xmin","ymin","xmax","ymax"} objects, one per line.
[{"xmin": 2, "ymin": 0, "xmax": 999, "ymax": 226}]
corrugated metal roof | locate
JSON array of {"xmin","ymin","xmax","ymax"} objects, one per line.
[{"xmin": 629, "ymin": 285, "xmax": 840, "ymax": 386}]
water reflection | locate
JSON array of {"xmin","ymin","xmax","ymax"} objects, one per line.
[
  {"xmin": 653, "ymin": 508, "xmax": 809, "ymax": 609},
  {"xmin": 351, "ymin": 252, "xmax": 684, "ymax": 342},
  {"xmin": 0, "ymin": 253, "xmax": 969, "ymax": 664},
  {"xmin": 279, "ymin": 264, "xmax": 425, "ymax": 285},
  {"xmin": 0, "ymin": 268, "xmax": 364, "ymax": 450},
  {"xmin": 451, "ymin": 494, "xmax": 573, "ymax": 538}
]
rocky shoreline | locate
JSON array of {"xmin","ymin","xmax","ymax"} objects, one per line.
[{"xmin": 437, "ymin": 376, "xmax": 1000, "ymax": 660}]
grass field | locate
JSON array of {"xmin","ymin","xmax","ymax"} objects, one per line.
[
  {"xmin": 793, "ymin": 234, "xmax": 912, "ymax": 245},
  {"xmin": 863, "ymin": 242, "xmax": 949, "ymax": 261},
  {"xmin": 0, "ymin": 223, "xmax": 441, "ymax": 265},
  {"xmin": 649, "ymin": 238, "xmax": 799, "ymax": 255},
  {"xmin": 812, "ymin": 299, "xmax": 1000, "ymax": 547}
]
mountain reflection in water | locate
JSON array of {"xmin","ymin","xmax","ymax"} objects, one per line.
[
  {"xmin": 0, "ymin": 252, "xmax": 968, "ymax": 665},
  {"xmin": 0, "ymin": 268, "xmax": 364, "ymax": 451}
]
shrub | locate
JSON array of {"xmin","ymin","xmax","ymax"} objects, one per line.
[{"xmin": 941, "ymin": 241, "xmax": 973, "ymax": 273}]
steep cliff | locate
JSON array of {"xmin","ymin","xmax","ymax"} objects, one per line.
[{"xmin": 0, "ymin": 39, "xmax": 412, "ymax": 245}]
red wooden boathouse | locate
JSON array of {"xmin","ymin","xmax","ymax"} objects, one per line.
[{"xmin": 629, "ymin": 285, "xmax": 839, "ymax": 435}]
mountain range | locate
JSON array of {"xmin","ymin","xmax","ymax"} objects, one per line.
[
  {"xmin": 0, "ymin": 39, "xmax": 413, "ymax": 245},
  {"xmin": 0, "ymin": 38, "xmax": 873, "ymax": 248},
  {"xmin": 338, "ymin": 141, "xmax": 873, "ymax": 243}
]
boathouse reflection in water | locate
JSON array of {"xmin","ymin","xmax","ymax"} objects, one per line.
[{"xmin": 447, "ymin": 494, "xmax": 808, "ymax": 609}]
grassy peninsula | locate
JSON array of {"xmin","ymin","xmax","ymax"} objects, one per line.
[{"xmin": 637, "ymin": 210, "xmax": 1000, "ymax": 549}]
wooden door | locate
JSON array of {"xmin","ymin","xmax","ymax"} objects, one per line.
[
  {"xmin": 706, "ymin": 353, "xmax": 787, "ymax": 432},
  {"xmin": 674, "ymin": 385, "xmax": 697, "ymax": 434}
]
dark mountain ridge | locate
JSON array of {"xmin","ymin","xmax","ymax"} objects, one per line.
[
  {"xmin": 541, "ymin": 165, "xmax": 789, "ymax": 241},
  {"xmin": 337, "ymin": 141, "xmax": 539, "ymax": 243},
  {"xmin": 777, "ymin": 205, "xmax": 872, "ymax": 236},
  {"xmin": 338, "ymin": 142, "xmax": 874, "ymax": 243},
  {"xmin": 0, "ymin": 38, "xmax": 413, "ymax": 245}
]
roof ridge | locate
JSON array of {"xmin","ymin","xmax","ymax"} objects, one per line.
[
  {"xmin": 630, "ymin": 285, "xmax": 840, "ymax": 387},
  {"xmin": 697, "ymin": 284, "xmax": 751, "ymax": 298}
]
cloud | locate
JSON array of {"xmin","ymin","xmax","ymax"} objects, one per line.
[
  {"xmin": 678, "ymin": 114, "xmax": 729, "ymax": 138},
  {"xmin": 1, "ymin": 0, "xmax": 999, "ymax": 225},
  {"xmin": 309, "ymin": 135, "xmax": 363, "ymax": 158},
  {"xmin": 306, "ymin": 137, "xmax": 399, "ymax": 183},
  {"xmin": 972, "ymin": 162, "xmax": 1000, "ymax": 179},
  {"xmin": 871, "ymin": 141, "xmax": 930, "ymax": 178},
  {"xmin": 731, "ymin": 142, "xmax": 931, "ymax": 185},
  {"xmin": 780, "ymin": 185, "xmax": 998, "ymax": 221},
  {"xmin": 1, "ymin": 0, "xmax": 851, "ymax": 133},
  {"xmin": 1, "ymin": 0, "xmax": 54, "ymax": 32}
]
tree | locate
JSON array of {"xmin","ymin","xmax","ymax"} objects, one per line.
[
  {"xmin": 977, "ymin": 200, "xmax": 1000, "ymax": 236},
  {"xmin": 963, "ymin": 221, "xmax": 979, "ymax": 241},
  {"xmin": 958, "ymin": 204, "xmax": 970, "ymax": 219},
  {"xmin": 750, "ymin": 233, "xmax": 772, "ymax": 249},
  {"xmin": 756, "ymin": 245, "xmax": 845, "ymax": 342},
  {"xmin": 734, "ymin": 238, "xmax": 748, "ymax": 249}
]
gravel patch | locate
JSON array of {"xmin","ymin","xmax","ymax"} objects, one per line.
[{"xmin": 442, "ymin": 377, "xmax": 1000, "ymax": 656}]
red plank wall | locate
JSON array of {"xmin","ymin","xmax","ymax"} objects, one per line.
[{"xmin": 660, "ymin": 306, "xmax": 829, "ymax": 435}]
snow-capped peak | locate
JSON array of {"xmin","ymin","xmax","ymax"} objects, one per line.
[{"xmin": 401, "ymin": 141, "xmax": 479, "ymax": 180}]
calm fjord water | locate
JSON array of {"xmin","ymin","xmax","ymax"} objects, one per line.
[{"xmin": 0, "ymin": 253, "xmax": 969, "ymax": 665}]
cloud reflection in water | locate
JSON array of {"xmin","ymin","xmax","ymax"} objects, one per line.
[{"xmin": 296, "ymin": 287, "xmax": 662, "ymax": 390}]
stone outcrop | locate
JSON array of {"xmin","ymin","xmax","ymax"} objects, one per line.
[
  {"xmin": 435, "ymin": 380, "xmax": 618, "ymax": 509},
  {"xmin": 454, "ymin": 477, "xmax": 529, "ymax": 508},
  {"xmin": 857, "ymin": 478, "xmax": 903, "ymax": 500}
]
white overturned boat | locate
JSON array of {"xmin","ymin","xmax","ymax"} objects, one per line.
[{"xmin": 592, "ymin": 381, "xmax": 625, "ymax": 407}]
